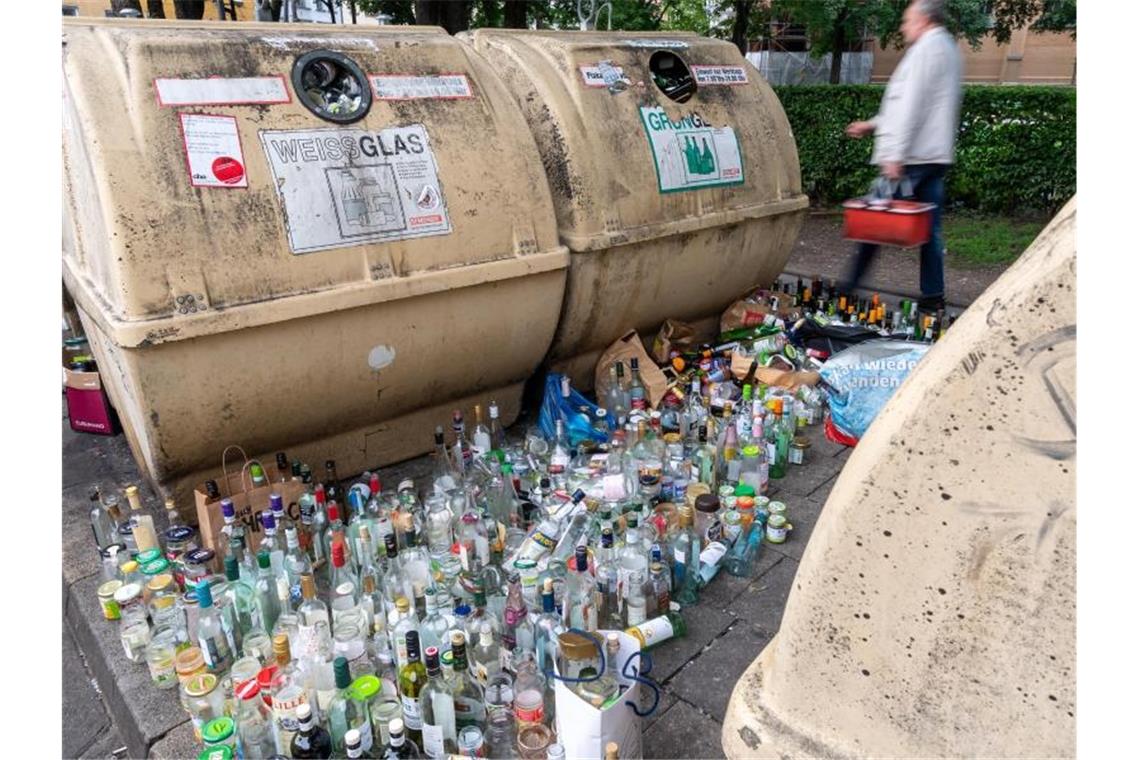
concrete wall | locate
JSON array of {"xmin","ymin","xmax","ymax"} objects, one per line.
[{"xmin": 871, "ymin": 28, "xmax": 1076, "ymax": 85}]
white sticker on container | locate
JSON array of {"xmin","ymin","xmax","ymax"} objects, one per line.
[
  {"xmin": 259, "ymin": 125, "xmax": 451, "ymax": 254},
  {"xmin": 370, "ymin": 74, "xmax": 473, "ymax": 100},
  {"xmin": 623, "ymin": 39, "xmax": 689, "ymax": 49},
  {"xmin": 155, "ymin": 76, "xmax": 290, "ymax": 106},
  {"xmin": 691, "ymin": 65, "xmax": 749, "ymax": 86},
  {"xmin": 579, "ymin": 63, "xmax": 628, "ymax": 88},
  {"xmin": 638, "ymin": 106, "xmax": 744, "ymax": 194},
  {"xmin": 178, "ymin": 113, "xmax": 248, "ymax": 189}
]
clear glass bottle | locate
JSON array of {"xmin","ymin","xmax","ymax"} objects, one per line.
[
  {"xmin": 254, "ymin": 551, "xmax": 282, "ymax": 635},
  {"xmin": 575, "ymin": 632, "xmax": 621, "ymax": 706},
  {"xmin": 624, "ymin": 569, "xmax": 649, "ymax": 628},
  {"xmin": 470, "ymin": 621, "xmax": 502, "ymax": 688},
  {"xmin": 398, "ymin": 631, "xmax": 428, "ymax": 748},
  {"xmin": 671, "ymin": 506, "xmax": 701, "ymax": 607},
  {"xmin": 391, "ymin": 597, "xmax": 421, "ymax": 671},
  {"xmin": 423, "ymin": 495, "xmax": 454, "ymax": 561},
  {"xmin": 418, "ymin": 646, "xmax": 457, "ymax": 759},
  {"xmin": 533, "ymin": 579, "xmax": 563, "ymax": 677},
  {"xmin": 418, "ymin": 587, "xmax": 451, "ymax": 656},
  {"xmin": 323, "ymin": 501, "xmax": 353, "ymax": 587},
  {"xmin": 235, "ymin": 676, "xmax": 277, "ymax": 759},
  {"xmin": 329, "ymin": 656, "xmax": 374, "ymax": 755},
  {"xmin": 501, "ymin": 573, "xmax": 535, "ymax": 673},
  {"xmin": 90, "ymin": 489, "xmax": 124, "ymax": 552},
  {"xmin": 195, "ymin": 579, "xmax": 234, "ymax": 675},
  {"xmin": 296, "ymin": 574, "xmax": 333, "ymax": 664},
  {"xmin": 594, "ymin": 528, "xmax": 623, "ymax": 627},
  {"xmin": 511, "ymin": 655, "xmax": 549, "ymax": 727},
  {"xmin": 223, "ymin": 555, "xmax": 263, "ymax": 647},
  {"xmin": 488, "ymin": 401, "xmax": 506, "ymax": 453},
  {"xmin": 565, "ymin": 545, "xmax": 598, "ymax": 633},
  {"xmin": 258, "ymin": 511, "xmax": 287, "ymax": 597},
  {"xmin": 330, "ymin": 541, "xmax": 363, "ymax": 628},
  {"xmin": 448, "ymin": 632, "xmax": 486, "ymax": 731},
  {"xmin": 471, "ymin": 404, "xmax": 492, "ymax": 459},
  {"xmin": 269, "ymin": 633, "xmax": 316, "ymax": 753}
]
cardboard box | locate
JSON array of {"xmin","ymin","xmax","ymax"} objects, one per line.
[{"xmin": 64, "ymin": 351, "xmax": 118, "ymax": 436}]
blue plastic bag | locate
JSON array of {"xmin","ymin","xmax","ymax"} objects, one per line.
[
  {"xmin": 819, "ymin": 340, "xmax": 930, "ymax": 439},
  {"xmin": 539, "ymin": 373, "xmax": 615, "ymax": 448}
]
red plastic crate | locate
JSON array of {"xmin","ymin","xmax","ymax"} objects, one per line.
[{"xmin": 842, "ymin": 198, "xmax": 935, "ymax": 248}]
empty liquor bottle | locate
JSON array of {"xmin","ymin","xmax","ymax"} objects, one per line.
[
  {"xmin": 345, "ymin": 728, "xmax": 372, "ymax": 759},
  {"xmin": 290, "ymin": 702, "xmax": 333, "ymax": 759},
  {"xmin": 449, "ymin": 632, "xmax": 486, "ymax": 730},
  {"xmin": 565, "ymin": 545, "xmax": 598, "ymax": 633},
  {"xmin": 488, "ymin": 401, "xmax": 506, "ymax": 453},
  {"xmin": 254, "ymin": 551, "xmax": 282, "ymax": 635},
  {"xmin": 383, "ymin": 718, "xmax": 422, "ymax": 759},
  {"xmin": 471, "ymin": 404, "xmax": 492, "ymax": 458},
  {"xmin": 89, "ymin": 488, "xmax": 124, "ymax": 552},
  {"xmin": 328, "ymin": 656, "xmax": 373, "ymax": 755},
  {"xmin": 196, "ymin": 579, "xmax": 234, "ymax": 675},
  {"xmin": 501, "ymin": 572, "xmax": 535, "ymax": 672},
  {"xmin": 398, "ymin": 631, "xmax": 428, "ymax": 748},
  {"xmin": 627, "ymin": 358, "xmax": 648, "ymax": 412},
  {"xmin": 296, "ymin": 574, "xmax": 332, "ymax": 664},
  {"xmin": 451, "ymin": 410, "xmax": 473, "ymax": 475},
  {"xmin": 626, "ymin": 606, "xmax": 688, "ymax": 649},
  {"xmin": 323, "ymin": 460, "xmax": 343, "ymax": 515},
  {"xmin": 533, "ymin": 578, "xmax": 564, "ymax": 677},
  {"xmin": 418, "ymin": 646, "xmax": 457, "ymax": 759},
  {"xmin": 725, "ymin": 521, "xmax": 763, "ymax": 578},
  {"xmin": 576, "ymin": 632, "xmax": 622, "ymax": 707},
  {"xmin": 125, "ymin": 485, "xmax": 159, "ymax": 553}
]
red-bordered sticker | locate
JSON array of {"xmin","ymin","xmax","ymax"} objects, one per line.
[
  {"xmin": 177, "ymin": 113, "xmax": 248, "ymax": 190},
  {"xmin": 155, "ymin": 76, "xmax": 291, "ymax": 107},
  {"xmin": 369, "ymin": 73, "xmax": 474, "ymax": 100},
  {"xmin": 691, "ymin": 65, "xmax": 749, "ymax": 86}
]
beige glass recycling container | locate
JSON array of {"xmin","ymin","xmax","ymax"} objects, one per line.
[
  {"xmin": 62, "ymin": 19, "xmax": 569, "ymax": 502},
  {"xmin": 465, "ymin": 30, "xmax": 809, "ymax": 386}
]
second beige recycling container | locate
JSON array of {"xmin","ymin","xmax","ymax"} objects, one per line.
[
  {"xmin": 62, "ymin": 19, "xmax": 569, "ymax": 500},
  {"xmin": 467, "ymin": 30, "xmax": 809, "ymax": 386}
]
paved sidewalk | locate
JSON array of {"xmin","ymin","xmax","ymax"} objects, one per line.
[
  {"xmin": 62, "ymin": 393, "xmax": 849, "ymax": 759},
  {"xmin": 785, "ymin": 214, "xmax": 1009, "ymax": 309}
]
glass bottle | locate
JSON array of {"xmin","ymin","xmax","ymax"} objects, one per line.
[
  {"xmin": 391, "ymin": 596, "xmax": 420, "ymax": 671},
  {"xmin": 488, "ymin": 401, "xmax": 506, "ymax": 453},
  {"xmin": 575, "ymin": 632, "xmax": 621, "ymax": 706},
  {"xmin": 234, "ymin": 677, "xmax": 277, "ymax": 759},
  {"xmin": 448, "ymin": 631, "xmax": 486, "ymax": 731},
  {"xmin": 418, "ymin": 646, "xmax": 457, "ymax": 759},
  {"xmin": 296, "ymin": 574, "xmax": 333, "ymax": 663},
  {"xmin": 322, "ymin": 460, "xmax": 343, "ymax": 517},
  {"xmin": 345, "ymin": 728, "xmax": 371, "ymax": 760},
  {"xmin": 471, "ymin": 404, "xmax": 492, "ymax": 458},
  {"xmin": 533, "ymin": 578, "xmax": 563, "ymax": 677},
  {"xmin": 323, "ymin": 502, "xmax": 352, "ymax": 587},
  {"xmin": 254, "ymin": 551, "xmax": 282, "ymax": 635},
  {"xmin": 258, "ymin": 512, "xmax": 287, "ymax": 600},
  {"xmin": 470, "ymin": 620, "xmax": 503, "ymax": 688},
  {"xmin": 282, "ymin": 526, "xmax": 313, "ymax": 612},
  {"xmin": 125, "ymin": 485, "xmax": 159, "ymax": 553},
  {"xmin": 670, "ymin": 506, "xmax": 701, "ymax": 608},
  {"xmin": 565, "ymin": 545, "xmax": 598, "ymax": 633},
  {"xmin": 725, "ymin": 520, "xmax": 764, "ymax": 578},
  {"xmin": 383, "ymin": 718, "xmax": 422, "ymax": 759},
  {"xmin": 360, "ymin": 574, "xmax": 389, "ymax": 640},
  {"xmin": 291, "ymin": 702, "xmax": 333, "ymax": 759},
  {"xmin": 626, "ymin": 608, "xmax": 688, "ymax": 649},
  {"xmin": 223, "ymin": 555, "xmax": 264, "ymax": 646},
  {"xmin": 548, "ymin": 419, "xmax": 572, "ymax": 484},
  {"xmin": 768, "ymin": 399, "xmax": 792, "ymax": 480},
  {"xmin": 618, "ymin": 519, "xmax": 648, "ymax": 620},
  {"xmin": 594, "ymin": 528, "xmax": 623, "ymax": 627},
  {"xmin": 431, "ymin": 426, "xmax": 460, "ymax": 495},
  {"xmin": 330, "ymin": 541, "xmax": 363, "ymax": 627},
  {"xmin": 418, "ymin": 587, "xmax": 451, "ymax": 656},
  {"xmin": 450, "ymin": 410, "xmax": 473, "ymax": 477},
  {"xmin": 511, "ymin": 655, "xmax": 549, "ymax": 727},
  {"xmin": 623, "ymin": 570, "xmax": 648, "ymax": 628},
  {"xmin": 398, "ymin": 631, "xmax": 428, "ymax": 748},
  {"xmin": 501, "ymin": 573, "xmax": 535, "ymax": 673},
  {"xmin": 627, "ymin": 358, "xmax": 648, "ymax": 413},
  {"xmin": 329, "ymin": 656, "xmax": 374, "ymax": 755},
  {"xmin": 424, "ymin": 495, "xmax": 454, "ymax": 561},
  {"xmin": 269, "ymin": 633, "xmax": 316, "ymax": 754},
  {"xmin": 90, "ymin": 489, "xmax": 124, "ymax": 552},
  {"xmin": 195, "ymin": 579, "xmax": 234, "ymax": 675}
]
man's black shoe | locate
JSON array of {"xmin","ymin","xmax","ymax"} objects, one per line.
[{"xmin": 917, "ymin": 295, "xmax": 946, "ymax": 313}]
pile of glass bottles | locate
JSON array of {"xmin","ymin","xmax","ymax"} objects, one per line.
[{"xmin": 87, "ymin": 326, "xmax": 837, "ymax": 759}]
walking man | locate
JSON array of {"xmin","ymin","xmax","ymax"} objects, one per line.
[{"xmin": 843, "ymin": 0, "xmax": 963, "ymax": 313}]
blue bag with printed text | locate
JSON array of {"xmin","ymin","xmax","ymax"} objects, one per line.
[{"xmin": 819, "ymin": 339, "xmax": 930, "ymax": 441}]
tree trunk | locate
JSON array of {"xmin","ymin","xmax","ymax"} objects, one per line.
[
  {"xmin": 503, "ymin": 0, "xmax": 527, "ymax": 28},
  {"xmin": 173, "ymin": 0, "xmax": 205, "ymax": 19},
  {"xmin": 212, "ymin": 0, "xmax": 226, "ymax": 20},
  {"xmin": 731, "ymin": 0, "xmax": 755, "ymax": 55},
  {"xmin": 829, "ymin": 11, "xmax": 848, "ymax": 84},
  {"xmin": 415, "ymin": 0, "xmax": 438, "ymax": 25},
  {"xmin": 348, "ymin": 0, "xmax": 357, "ymax": 24},
  {"xmin": 416, "ymin": 0, "xmax": 469, "ymax": 33},
  {"xmin": 146, "ymin": 1, "xmax": 165, "ymax": 17},
  {"xmin": 111, "ymin": 0, "xmax": 143, "ymax": 13}
]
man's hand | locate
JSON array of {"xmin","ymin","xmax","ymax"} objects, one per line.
[
  {"xmin": 845, "ymin": 120, "xmax": 875, "ymax": 138},
  {"xmin": 881, "ymin": 161, "xmax": 904, "ymax": 181}
]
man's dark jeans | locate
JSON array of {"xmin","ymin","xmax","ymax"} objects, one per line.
[{"xmin": 844, "ymin": 163, "xmax": 948, "ymax": 307}]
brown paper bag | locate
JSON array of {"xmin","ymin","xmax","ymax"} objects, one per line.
[
  {"xmin": 730, "ymin": 351, "xmax": 820, "ymax": 389},
  {"xmin": 650, "ymin": 318, "xmax": 701, "ymax": 364},
  {"xmin": 195, "ymin": 446, "xmax": 307, "ymax": 553},
  {"xmin": 595, "ymin": 329, "xmax": 669, "ymax": 409},
  {"xmin": 720, "ymin": 288, "xmax": 798, "ymax": 333}
]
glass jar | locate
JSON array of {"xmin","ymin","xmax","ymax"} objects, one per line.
[
  {"xmin": 164, "ymin": 524, "xmax": 198, "ymax": 588},
  {"xmin": 735, "ymin": 497, "xmax": 756, "ymax": 534},
  {"xmin": 557, "ymin": 631, "xmax": 600, "ymax": 683},
  {"xmin": 201, "ymin": 716, "xmax": 238, "ymax": 756},
  {"xmin": 721, "ymin": 509, "xmax": 743, "ymax": 546},
  {"xmin": 484, "ymin": 705, "xmax": 517, "ymax": 760},
  {"xmin": 119, "ymin": 560, "xmax": 142, "ymax": 588},
  {"xmin": 115, "ymin": 583, "xmax": 150, "ymax": 662},
  {"xmin": 242, "ymin": 631, "xmax": 272, "ymax": 663},
  {"xmin": 458, "ymin": 726, "xmax": 486, "ymax": 758},
  {"xmin": 229, "ymin": 656, "xmax": 262, "ymax": 696},
  {"xmin": 369, "ymin": 698, "xmax": 402, "ymax": 747},
  {"xmin": 175, "ymin": 646, "xmax": 207, "ymax": 687},
  {"xmin": 693, "ymin": 494, "xmax": 721, "ymax": 548},
  {"xmin": 100, "ymin": 544, "xmax": 127, "ymax": 583},
  {"xmin": 181, "ymin": 672, "xmax": 225, "ymax": 741},
  {"xmin": 789, "ymin": 436, "xmax": 810, "ymax": 466},
  {"xmin": 97, "ymin": 580, "xmax": 123, "ymax": 621},
  {"xmin": 513, "ymin": 559, "xmax": 540, "ymax": 607},
  {"xmin": 183, "ymin": 548, "xmax": 217, "ymax": 589},
  {"xmin": 234, "ymin": 678, "xmax": 277, "ymax": 759},
  {"xmin": 140, "ymin": 563, "xmax": 171, "ymax": 606},
  {"xmin": 333, "ymin": 621, "xmax": 371, "ymax": 680},
  {"xmin": 181, "ymin": 590, "xmax": 201, "ymax": 642},
  {"xmin": 517, "ymin": 722, "xmax": 553, "ymax": 759},
  {"xmin": 146, "ymin": 625, "xmax": 179, "ymax": 690}
]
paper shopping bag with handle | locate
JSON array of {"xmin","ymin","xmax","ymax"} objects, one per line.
[
  {"xmin": 194, "ymin": 445, "xmax": 307, "ymax": 555},
  {"xmin": 595, "ymin": 329, "xmax": 669, "ymax": 411}
]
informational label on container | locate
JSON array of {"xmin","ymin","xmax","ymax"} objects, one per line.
[
  {"xmin": 179, "ymin": 113, "xmax": 248, "ymax": 189},
  {"xmin": 623, "ymin": 38, "xmax": 689, "ymax": 48},
  {"xmin": 155, "ymin": 76, "xmax": 290, "ymax": 106},
  {"xmin": 638, "ymin": 106, "xmax": 744, "ymax": 193},
  {"xmin": 579, "ymin": 62, "xmax": 629, "ymax": 88},
  {"xmin": 259, "ymin": 125, "xmax": 451, "ymax": 254},
  {"xmin": 370, "ymin": 74, "xmax": 473, "ymax": 100},
  {"xmin": 691, "ymin": 65, "xmax": 749, "ymax": 86}
]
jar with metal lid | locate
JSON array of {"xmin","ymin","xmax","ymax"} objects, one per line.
[
  {"xmin": 164, "ymin": 524, "xmax": 197, "ymax": 588},
  {"xmin": 662, "ymin": 432, "xmax": 684, "ymax": 461},
  {"xmin": 722, "ymin": 509, "xmax": 743, "ymax": 545},
  {"xmin": 242, "ymin": 630, "xmax": 272, "ymax": 663},
  {"xmin": 146, "ymin": 625, "xmax": 179, "ymax": 690},
  {"xmin": 183, "ymin": 548, "xmax": 217, "ymax": 588},
  {"xmin": 768, "ymin": 501, "xmax": 787, "ymax": 521},
  {"xmin": 181, "ymin": 672, "xmax": 225, "ymax": 740},
  {"xmin": 136, "ymin": 547, "xmax": 163, "ymax": 566},
  {"xmin": 556, "ymin": 631, "xmax": 601, "ymax": 682},
  {"xmin": 684, "ymin": 482, "xmax": 711, "ymax": 511},
  {"xmin": 140, "ymin": 560, "xmax": 171, "ymax": 605},
  {"xmin": 765, "ymin": 514, "xmax": 793, "ymax": 544},
  {"xmin": 97, "ymin": 580, "xmax": 123, "ymax": 621},
  {"xmin": 789, "ymin": 436, "xmax": 811, "ymax": 466},
  {"xmin": 114, "ymin": 581, "xmax": 145, "ymax": 623},
  {"xmin": 333, "ymin": 621, "xmax": 371, "ymax": 680},
  {"xmin": 119, "ymin": 559, "xmax": 142, "ymax": 587},
  {"xmin": 693, "ymin": 494, "xmax": 722, "ymax": 548},
  {"xmin": 147, "ymin": 574, "xmax": 184, "ymax": 631},
  {"xmin": 513, "ymin": 559, "xmax": 540, "ymax": 606},
  {"xmin": 201, "ymin": 716, "xmax": 238, "ymax": 755},
  {"xmin": 175, "ymin": 646, "xmax": 208, "ymax": 687}
]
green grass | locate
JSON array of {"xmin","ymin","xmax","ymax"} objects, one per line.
[{"xmin": 943, "ymin": 212, "xmax": 1047, "ymax": 268}]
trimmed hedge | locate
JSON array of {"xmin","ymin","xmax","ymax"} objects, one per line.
[{"xmin": 772, "ymin": 85, "xmax": 1076, "ymax": 214}]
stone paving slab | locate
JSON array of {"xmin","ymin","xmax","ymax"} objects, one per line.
[
  {"xmin": 666, "ymin": 620, "xmax": 776, "ymax": 724},
  {"xmin": 63, "ymin": 621, "xmax": 114, "ymax": 759},
  {"xmin": 147, "ymin": 721, "xmax": 198, "ymax": 760},
  {"xmin": 642, "ymin": 605, "xmax": 738, "ymax": 686},
  {"xmin": 725, "ymin": 556, "xmax": 802, "ymax": 635},
  {"xmin": 640, "ymin": 697, "xmax": 726, "ymax": 760}
]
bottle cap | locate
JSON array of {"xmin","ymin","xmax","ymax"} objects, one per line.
[
  {"xmin": 370, "ymin": 473, "xmax": 381, "ymax": 493},
  {"xmin": 327, "ymin": 502, "xmax": 339, "ymax": 522},
  {"xmin": 196, "ymin": 579, "xmax": 213, "ymax": 608},
  {"xmin": 345, "ymin": 729, "xmax": 362, "ymax": 749},
  {"xmin": 334, "ymin": 656, "xmax": 352, "ymax": 689},
  {"xmin": 261, "ymin": 512, "xmax": 275, "ymax": 531},
  {"xmin": 235, "ymin": 678, "xmax": 260, "ymax": 701},
  {"xmin": 223, "ymin": 556, "xmax": 239, "ymax": 581},
  {"xmin": 695, "ymin": 494, "xmax": 720, "ymax": 513},
  {"xmin": 269, "ymin": 493, "xmax": 283, "ymax": 512},
  {"xmin": 350, "ymin": 674, "xmax": 381, "ymax": 701},
  {"xmin": 205, "ymin": 480, "xmax": 220, "ymax": 500},
  {"xmin": 291, "ymin": 461, "xmax": 302, "ymax": 477},
  {"xmin": 257, "ymin": 551, "xmax": 271, "ymax": 569},
  {"xmin": 389, "ymin": 718, "xmax": 405, "ymax": 737},
  {"xmin": 405, "ymin": 630, "xmax": 421, "ymax": 660},
  {"xmin": 301, "ymin": 575, "xmax": 317, "ymax": 599},
  {"xmin": 332, "ymin": 541, "xmax": 346, "ymax": 567},
  {"xmin": 276, "ymin": 452, "xmax": 288, "ymax": 469},
  {"xmin": 395, "ymin": 596, "xmax": 410, "ymax": 613},
  {"xmin": 295, "ymin": 702, "xmax": 313, "ymax": 725},
  {"xmin": 272, "ymin": 633, "xmax": 291, "ymax": 663},
  {"xmin": 424, "ymin": 646, "xmax": 441, "ymax": 673},
  {"xmin": 250, "ymin": 463, "xmax": 265, "ymax": 481},
  {"xmin": 202, "ymin": 716, "xmax": 235, "ymax": 744}
]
